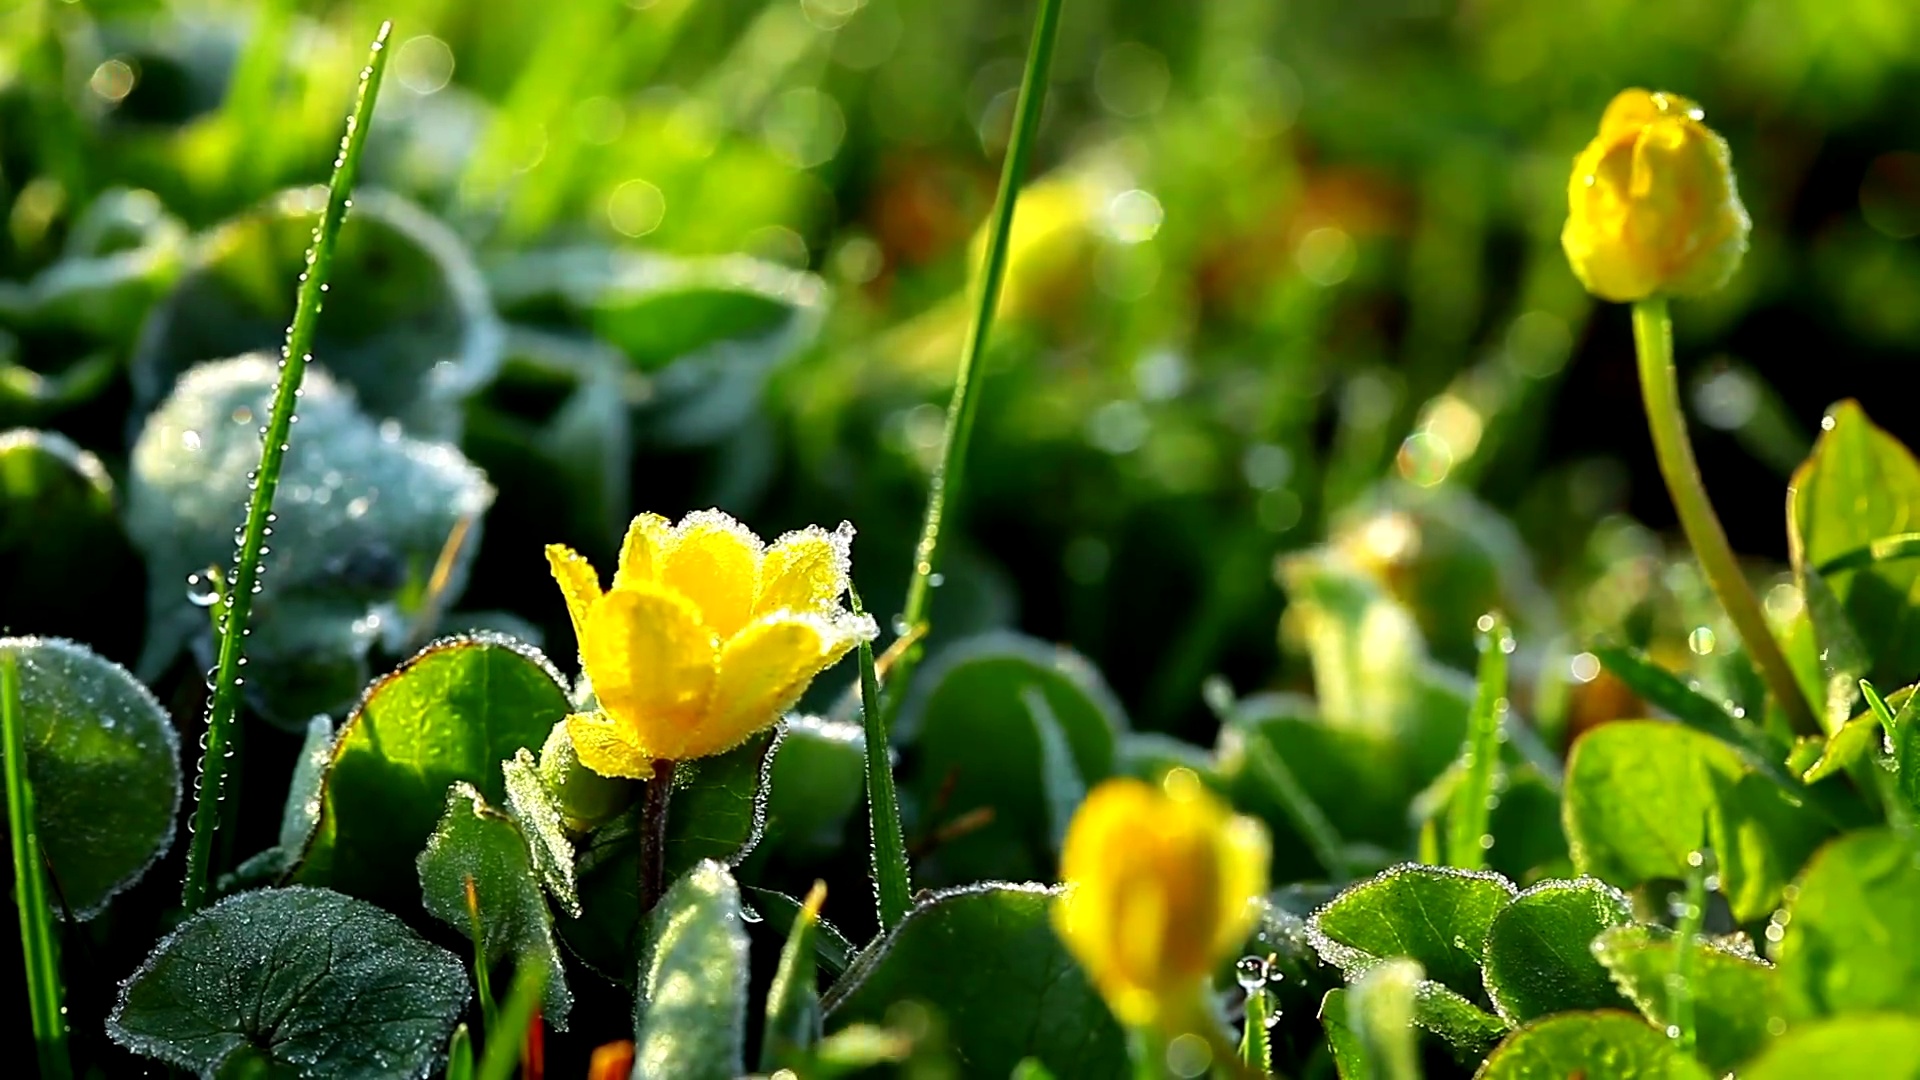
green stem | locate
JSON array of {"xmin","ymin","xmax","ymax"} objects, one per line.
[
  {"xmin": 638, "ymin": 758, "xmax": 676, "ymax": 914},
  {"xmin": 852, "ymin": 587, "xmax": 912, "ymax": 931},
  {"xmin": 179, "ymin": 23, "xmax": 393, "ymax": 913},
  {"xmin": 889, "ymin": 0, "xmax": 1066, "ymax": 699},
  {"xmin": 1448, "ymin": 613, "xmax": 1509, "ymax": 872},
  {"xmin": 1238, "ymin": 987, "xmax": 1272, "ymax": 1073},
  {"xmin": 1669, "ymin": 849, "xmax": 1710, "ymax": 1053},
  {"xmin": 464, "ymin": 875, "xmax": 497, "ymax": 1034},
  {"xmin": 1631, "ymin": 298, "xmax": 1818, "ymax": 736},
  {"xmin": 4, "ymin": 653, "xmax": 70, "ymax": 1080}
]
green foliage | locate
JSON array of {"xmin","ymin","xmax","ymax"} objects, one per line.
[
  {"xmin": 107, "ymin": 887, "xmax": 469, "ymax": 1078},
  {"xmin": 1481, "ymin": 878, "xmax": 1633, "ymax": 1023},
  {"xmin": 1774, "ymin": 828, "xmax": 1920, "ymax": 1021},
  {"xmin": 632, "ymin": 860, "xmax": 751, "ymax": 1080},
  {"xmin": 1476, "ymin": 1012, "xmax": 1712, "ymax": 1080},
  {"xmin": 1593, "ymin": 925, "xmax": 1782, "ymax": 1074}
]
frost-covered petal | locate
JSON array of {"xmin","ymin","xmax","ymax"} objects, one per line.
[
  {"xmin": 659, "ymin": 510, "xmax": 764, "ymax": 640},
  {"xmin": 756, "ymin": 522, "xmax": 854, "ymax": 618},
  {"xmin": 545, "ymin": 544, "xmax": 602, "ymax": 656},
  {"xmin": 563, "ymin": 711, "xmax": 652, "ymax": 780},
  {"xmin": 692, "ymin": 612, "xmax": 865, "ymax": 759},
  {"xmin": 612, "ymin": 512, "xmax": 672, "ymax": 592},
  {"xmin": 579, "ymin": 585, "xmax": 718, "ymax": 762}
]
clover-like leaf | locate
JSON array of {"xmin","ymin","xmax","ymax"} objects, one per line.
[
  {"xmin": 1594, "ymin": 924, "xmax": 1782, "ymax": 1074},
  {"xmin": 107, "ymin": 886, "xmax": 469, "ymax": 1079},
  {"xmin": 1308, "ymin": 863, "xmax": 1517, "ymax": 1000},
  {"xmin": 1476, "ymin": 1011, "xmax": 1712, "ymax": 1080},
  {"xmin": 1481, "ymin": 877, "xmax": 1633, "ymax": 1023},
  {"xmin": 1774, "ymin": 827, "xmax": 1920, "ymax": 1021},
  {"xmin": 0, "ymin": 636, "xmax": 180, "ymax": 919}
]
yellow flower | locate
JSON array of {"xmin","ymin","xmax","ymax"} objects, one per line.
[
  {"xmin": 1052, "ymin": 770, "xmax": 1270, "ymax": 1029},
  {"xmin": 546, "ymin": 510, "xmax": 877, "ymax": 777},
  {"xmin": 1562, "ymin": 89, "xmax": 1750, "ymax": 303}
]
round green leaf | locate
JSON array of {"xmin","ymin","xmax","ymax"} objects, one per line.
[
  {"xmin": 1593, "ymin": 924, "xmax": 1782, "ymax": 1075},
  {"xmin": 898, "ymin": 631, "xmax": 1126, "ymax": 885},
  {"xmin": 1741, "ymin": 1015, "xmax": 1920, "ymax": 1080},
  {"xmin": 107, "ymin": 886, "xmax": 470, "ymax": 1079},
  {"xmin": 132, "ymin": 187, "xmax": 501, "ymax": 438},
  {"xmin": 1308, "ymin": 863, "xmax": 1517, "ymax": 1001},
  {"xmin": 1775, "ymin": 828, "xmax": 1920, "ymax": 1020},
  {"xmin": 0, "ymin": 636, "xmax": 180, "ymax": 919},
  {"xmin": 294, "ymin": 633, "xmax": 570, "ymax": 908},
  {"xmin": 127, "ymin": 354, "xmax": 495, "ymax": 723},
  {"xmin": 758, "ymin": 714, "xmax": 865, "ymax": 859},
  {"xmin": 824, "ymin": 883, "xmax": 1128, "ymax": 1078},
  {"xmin": 1482, "ymin": 877, "xmax": 1633, "ymax": 1023},
  {"xmin": 0, "ymin": 430, "xmax": 146, "ymax": 659},
  {"xmin": 1477, "ymin": 1011, "xmax": 1712, "ymax": 1080},
  {"xmin": 634, "ymin": 860, "xmax": 751, "ymax": 1080}
]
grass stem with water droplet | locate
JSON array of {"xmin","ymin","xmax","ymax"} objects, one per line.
[
  {"xmin": 886, "ymin": 0, "xmax": 1066, "ymax": 707},
  {"xmin": 4, "ymin": 652, "xmax": 71, "ymax": 1080},
  {"xmin": 179, "ymin": 23, "xmax": 393, "ymax": 913},
  {"xmin": 1632, "ymin": 298, "xmax": 1817, "ymax": 736},
  {"xmin": 852, "ymin": 586, "xmax": 911, "ymax": 930},
  {"xmin": 1447, "ymin": 612, "xmax": 1509, "ymax": 872},
  {"xmin": 1669, "ymin": 849, "xmax": 1710, "ymax": 1053}
]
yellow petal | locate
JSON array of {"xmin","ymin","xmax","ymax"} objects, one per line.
[
  {"xmin": 613, "ymin": 513, "xmax": 672, "ymax": 592},
  {"xmin": 545, "ymin": 544, "xmax": 602, "ymax": 655},
  {"xmin": 565, "ymin": 711, "xmax": 653, "ymax": 780},
  {"xmin": 693, "ymin": 614, "xmax": 856, "ymax": 759},
  {"xmin": 756, "ymin": 522, "xmax": 854, "ymax": 617},
  {"xmin": 660, "ymin": 510, "xmax": 764, "ymax": 640},
  {"xmin": 580, "ymin": 585, "xmax": 718, "ymax": 759}
]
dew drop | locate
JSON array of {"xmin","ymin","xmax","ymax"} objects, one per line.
[{"xmin": 1234, "ymin": 955, "xmax": 1270, "ymax": 991}]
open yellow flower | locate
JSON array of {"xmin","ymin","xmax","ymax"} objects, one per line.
[
  {"xmin": 1563, "ymin": 89, "xmax": 1750, "ymax": 303},
  {"xmin": 1052, "ymin": 770, "xmax": 1270, "ymax": 1030},
  {"xmin": 546, "ymin": 510, "xmax": 877, "ymax": 778}
]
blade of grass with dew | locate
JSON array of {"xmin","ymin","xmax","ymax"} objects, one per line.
[
  {"xmin": 1448, "ymin": 613, "xmax": 1510, "ymax": 871},
  {"xmin": 477, "ymin": 962, "xmax": 550, "ymax": 1080},
  {"xmin": 179, "ymin": 23, "xmax": 393, "ymax": 913},
  {"xmin": 4, "ymin": 653, "xmax": 71, "ymax": 1080},
  {"xmin": 851, "ymin": 586, "xmax": 911, "ymax": 931},
  {"xmin": 886, "ymin": 0, "xmax": 1066, "ymax": 706}
]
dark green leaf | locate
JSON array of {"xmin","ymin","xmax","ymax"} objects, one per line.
[
  {"xmin": 417, "ymin": 783, "xmax": 572, "ymax": 1029},
  {"xmin": 748, "ymin": 886, "xmax": 856, "ymax": 978},
  {"xmin": 1593, "ymin": 924, "xmax": 1782, "ymax": 1074},
  {"xmin": 560, "ymin": 728, "xmax": 778, "ymax": 982},
  {"xmin": 0, "ymin": 431, "xmax": 146, "ymax": 659},
  {"xmin": 1484, "ymin": 766, "xmax": 1570, "ymax": 883},
  {"xmin": 1022, "ymin": 685, "xmax": 1086, "ymax": 854},
  {"xmin": 127, "ymin": 356, "xmax": 495, "ymax": 723},
  {"xmin": 1774, "ymin": 827, "xmax": 1920, "ymax": 1020},
  {"xmin": 758, "ymin": 714, "xmax": 865, "ymax": 860},
  {"xmin": 1476, "ymin": 1011, "xmax": 1712, "ymax": 1080},
  {"xmin": 1308, "ymin": 863, "xmax": 1517, "ymax": 1000},
  {"xmin": 225, "ymin": 714, "xmax": 333, "ymax": 889},
  {"xmin": 1740, "ymin": 1015, "xmax": 1920, "ymax": 1080},
  {"xmin": 1592, "ymin": 644, "xmax": 1785, "ymax": 767},
  {"xmin": 760, "ymin": 883, "xmax": 825, "ymax": 1071},
  {"xmin": 1481, "ymin": 877, "xmax": 1632, "ymax": 1023},
  {"xmin": 633, "ymin": 860, "xmax": 751, "ymax": 1080},
  {"xmin": 501, "ymin": 747, "xmax": 581, "ymax": 916},
  {"xmin": 107, "ymin": 886, "xmax": 469, "ymax": 1078},
  {"xmin": 0, "ymin": 636, "xmax": 180, "ymax": 918},
  {"xmin": 824, "ymin": 883, "xmax": 1128, "ymax": 1077},
  {"xmin": 294, "ymin": 634, "xmax": 570, "ymax": 908},
  {"xmin": 1218, "ymin": 700, "xmax": 1405, "ymax": 881},
  {"xmin": 898, "ymin": 632, "xmax": 1124, "ymax": 885},
  {"xmin": 1787, "ymin": 401, "xmax": 1920, "ymax": 690},
  {"xmin": 1412, "ymin": 980, "xmax": 1510, "ymax": 1059},
  {"xmin": 1564, "ymin": 720, "xmax": 1829, "ymax": 920}
]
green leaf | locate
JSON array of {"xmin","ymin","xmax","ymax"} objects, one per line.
[
  {"xmin": 132, "ymin": 188, "xmax": 501, "ymax": 439},
  {"xmin": 0, "ymin": 431, "xmax": 145, "ymax": 659},
  {"xmin": 824, "ymin": 883, "xmax": 1128, "ymax": 1077},
  {"xmin": 417, "ymin": 783, "xmax": 572, "ymax": 1029},
  {"xmin": 758, "ymin": 714, "xmax": 866, "ymax": 860},
  {"xmin": 897, "ymin": 632, "xmax": 1125, "ymax": 885},
  {"xmin": 1740, "ymin": 1015, "xmax": 1920, "ymax": 1080},
  {"xmin": 1412, "ymin": 980, "xmax": 1511, "ymax": 1059},
  {"xmin": 1563, "ymin": 720, "xmax": 1829, "ymax": 920},
  {"xmin": 127, "ymin": 355, "xmax": 495, "ymax": 723},
  {"xmin": 747, "ymin": 886, "xmax": 857, "ymax": 978},
  {"xmin": 1320, "ymin": 989, "xmax": 1367, "ymax": 1080},
  {"xmin": 1308, "ymin": 863, "xmax": 1517, "ymax": 1000},
  {"xmin": 1476, "ymin": 1012, "xmax": 1712, "ymax": 1080},
  {"xmin": 633, "ymin": 860, "xmax": 751, "ymax": 1080},
  {"xmin": 760, "ymin": 882, "xmax": 826, "ymax": 1071},
  {"xmin": 1347, "ymin": 959, "xmax": 1423, "ymax": 1080},
  {"xmin": 501, "ymin": 747, "xmax": 581, "ymax": 916},
  {"xmin": 1592, "ymin": 644, "xmax": 1786, "ymax": 767},
  {"xmin": 1481, "ymin": 877, "xmax": 1633, "ymax": 1023},
  {"xmin": 107, "ymin": 886, "xmax": 469, "ymax": 1078},
  {"xmin": 1774, "ymin": 827, "xmax": 1920, "ymax": 1020},
  {"xmin": 1787, "ymin": 400, "xmax": 1920, "ymax": 690},
  {"xmin": 294, "ymin": 634, "xmax": 570, "ymax": 908},
  {"xmin": 1484, "ymin": 765, "xmax": 1570, "ymax": 884},
  {"xmin": 560, "ymin": 728, "xmax": 778, "ymax": 981},
  {"xmin": 0, "ymin": 636, "xmax": 180, "ymax": 918},
  {"xmin": 225, "ymin": 713, "xmax": 334, "ymax": 889},
  {"xmin": 1022, "ymin": 685, "xmax": 1086, "ymax": 854},
  {"xmin": 1593, "ymin": 924, "xmax": 1782, "ymax": 1074}
]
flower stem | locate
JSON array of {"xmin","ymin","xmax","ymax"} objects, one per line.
[
  {"xmin": 1631, "ymin": 298, "xmax": 1818, "ymax": 736},
  {"xmin": 851, "ymin": 586, "xmax": 911, "ymax": 931},
  {"xmin": 4, "ymin": 653, "xmax": 70, "ymax": 1080},
  {"xmin": 179, "ymin": 23, "xmax": 393, "ymax": 913},
  {"xmin": 889, "ymin": 0, "xmax": 1065, "ymax": 700},
  {"xmin": 638, "ymin": 759, "xmax": 676, "ymax": 914}
]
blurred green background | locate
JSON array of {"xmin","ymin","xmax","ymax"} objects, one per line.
[{"xmin": 8, "ymin": 0, "xmax": 1920, "ymax": 796}]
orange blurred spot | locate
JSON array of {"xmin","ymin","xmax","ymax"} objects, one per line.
[{"xmin": 588, "ymin": 1041, "xmax": 635, "ymax": 1080}]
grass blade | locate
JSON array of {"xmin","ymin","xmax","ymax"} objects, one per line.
[
  {"xmin": 4, "ymin": 652, "xmax": 71, "ymax": 1079},
  {"xmin": 179, "ymin": 22, "xmax": 394, "ymax": 913},
  {"xmin": 889, "ymin": 0, "xmax": 1066, "ymax": 698},
  {"xmin": 851, "ymin": 587, "xmax": 911, "ymax": 931},
  {"xmin": 478, "ymin": 961, "xmax": 550, "ymax": 1080},
  {"xmin": 1448, "ymin": 613, "xmax": 1510, "ymax": 871}
]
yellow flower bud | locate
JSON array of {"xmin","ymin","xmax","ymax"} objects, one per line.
[
  {"xmin": 545, "ymin": 510, "xmax": 877, "ymax": 777},
  {"xmin": 1052, "ymin": 771, "xmax": 1270, "ymax": 1029},
  {"xmin": 1562, "ymin": 89, "xmax": 1750, "ymax": 303}
]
